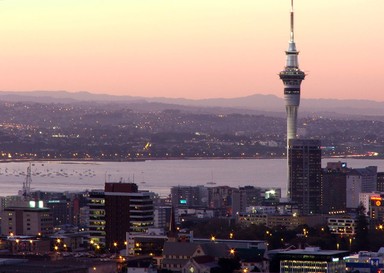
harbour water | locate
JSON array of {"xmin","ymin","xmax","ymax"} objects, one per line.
[{"xmin": 0, "ymin": 158, "xmax": 383, "ymax": 197}]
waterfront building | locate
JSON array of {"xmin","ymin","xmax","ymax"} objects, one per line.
[
  {"xmin": 288, "ymin": 139, "xmax": 322, "ymax": 215},
  {"xmin": 104, "ymin": 182, "xmax": 154, "ymax": 249}
]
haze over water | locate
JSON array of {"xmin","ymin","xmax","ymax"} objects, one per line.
[{"xmin": 0, "ymin": 158, "xmax": 383, "ymax": 198}]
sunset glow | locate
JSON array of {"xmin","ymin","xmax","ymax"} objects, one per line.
[{"xmin": 0, "ymin": 0, "xmax": 383, "ymax": 101}]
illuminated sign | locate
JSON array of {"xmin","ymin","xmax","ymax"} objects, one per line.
[
  {"xmin": 371, "ymin": 196, "xmax": 384, "ymax": 207},
  {"xmin": 180, "ymin": 199, "xmax": 187, "ymax": 204}
]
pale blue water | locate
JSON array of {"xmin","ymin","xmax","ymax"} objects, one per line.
[{"xmin": 0, "ymin": 158, "xmax": 383, "ymax": 197}]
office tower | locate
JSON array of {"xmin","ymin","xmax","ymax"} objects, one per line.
[
  {"xmin": 288, "ymin": 139, "xmax": 322, "ymax": 215},
  {"xmin": 104, "ymin": 182, "xmax": 154, "ymax": 249},
  {"xmin": 346, "ymin": 166, "xmax": 377, "ymax": 209},
  {"xmin": 321, "ymin": 162, "xmax": 350, "ymax": 214}
]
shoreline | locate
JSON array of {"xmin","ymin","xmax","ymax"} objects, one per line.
[{"xmin": 0, "ymin": 155, "xmax": 382, "ymax": 164}]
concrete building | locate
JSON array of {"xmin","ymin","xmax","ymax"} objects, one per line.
[
  {"xmin": 1, "ymin": 203, "xmax": 53, "ymax": 236},
  {"xmin": 328, "ymin": 216, "xmax": 356, "ymax": 236}
]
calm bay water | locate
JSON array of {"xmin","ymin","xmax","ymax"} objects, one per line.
[{"xmin": 0, "ymin": 158, "xmax": 383, "ymax": 197}]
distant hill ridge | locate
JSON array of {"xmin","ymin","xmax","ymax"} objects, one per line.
[{"xmin": 0, "ymin": 90, "xmax": 383, "ymax": 117}]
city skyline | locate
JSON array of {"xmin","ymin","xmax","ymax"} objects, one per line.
[{"xmin": 0, "ymin": 1, "xmax": 383, "ymax": 101}]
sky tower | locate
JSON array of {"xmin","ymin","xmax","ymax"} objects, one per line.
[
  {"xmin": 279, "ymin": 0, "xmax": 305, "ymax": 198},
  {"xmin": 280, "ymin": 0, "xmax": 305, "ymax": 144}
]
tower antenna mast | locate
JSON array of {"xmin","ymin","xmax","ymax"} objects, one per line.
[{"xmin": 290, "ymin": 0, "xmax": 294, "ymax": 42}]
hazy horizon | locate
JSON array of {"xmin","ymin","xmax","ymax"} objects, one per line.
[
  {"xmin": 2, "ymin": 90, "xmax": 384, "ymax": 104},
  {"xmin": 0, "ymin": 1, "xmax": 383, "ymax": 101}
]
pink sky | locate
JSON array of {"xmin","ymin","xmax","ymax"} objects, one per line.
[{"xmin": 0, "ymin": 0, "xmax": 383, "ymax": 101}]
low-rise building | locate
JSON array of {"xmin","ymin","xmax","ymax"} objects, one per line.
[
  {"xmin": 1, "ymin": 204, "xmax": 53, "ymax": 236},
  {"xmin": 270, "ymin": 247, "xmax": 350, "ymax": 273},
  {"xmin": 161, "ymin": 241, "xmax": 229, "ymax": 272}
]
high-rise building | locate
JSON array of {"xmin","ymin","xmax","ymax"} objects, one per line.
[
  {"xmin": 288, "ymin": 139, "xmax": 322, "ymax": 215},
  {"xmin": 321, "ymin": 162, "xmax": 350, "ymax": 214},
  {"xmin": 104, "ymin": 182, "xmax": 154, "ymax": 249},
  {"xmin": 87, "ymin": 189, "xmax": 106, "ymax": 246},
  {"xmin": 346, "ymin": 166, "xmax": 377, "ymax": 209}
]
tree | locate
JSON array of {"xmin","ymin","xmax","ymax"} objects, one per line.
[{"xmin": 352, "ymin": 203, "xmax": 370, "ymax": 252}]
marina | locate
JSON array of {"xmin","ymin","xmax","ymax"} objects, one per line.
[{"xmin": 0, "ymin": 158, "xmax": 383, "ymax": 198}]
